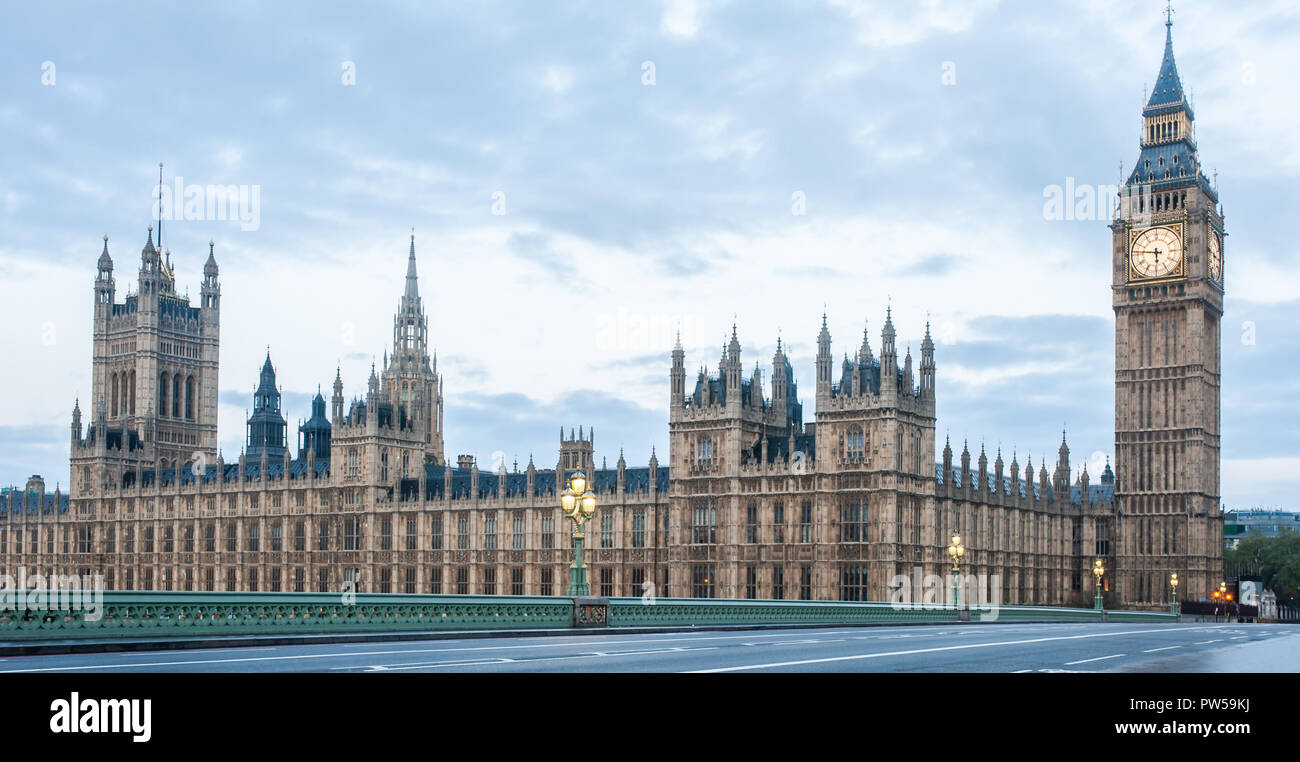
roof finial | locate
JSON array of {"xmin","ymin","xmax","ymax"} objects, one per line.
[{"xmin": 1165, "ymin": 0, "xmax": 1174, "ymax": 30}]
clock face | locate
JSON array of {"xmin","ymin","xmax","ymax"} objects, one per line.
[
  {"xmin": 1130, "ymin": 226, "xmax": 1184, "ymax": 279},
  {"xmin": 1208, "ymin": 232, "xmax": 1223, "ymax": 283}
]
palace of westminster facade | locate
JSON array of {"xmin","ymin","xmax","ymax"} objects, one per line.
[{"xmin": 0, "ymin": 19, "xmax": 1223, "ymax": 609}]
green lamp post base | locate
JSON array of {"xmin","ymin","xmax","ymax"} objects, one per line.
[{"xmin": 568, "ymin": 533, "xmax": 588, "ymax": 597}]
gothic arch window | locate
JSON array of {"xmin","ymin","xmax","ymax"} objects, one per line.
[
  {"xmin": 159, "ymin": 372, "xmax": 170, "ymax": 416},
  {"xmin": 111, "ymin": 372, "xmax": 120, "ymax": 417},
  {"xmin": 846, "ymin": 425, "xmax": 865, "ymax": 461},
  {"xmin": 172, "ymin": 374, "xmax": 182, "ymax": 418},
  {"xmin": 129, "ymin": 370, "xmax": 136, "ymax": 415},
  {"xmin": 696, "ymin": 436, "xmax": 714, "ymax": 467},
  {"xmin": 185, "ymin": 375, "xmax": 195, "ymax": 420}
]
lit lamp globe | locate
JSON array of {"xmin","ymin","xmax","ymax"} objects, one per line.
[
  {"xmin": 569, "ymin": 471, "xmax": 587, "ymax": 496},
  {"xmin": 581, "ymin": 491, "xmax": 597, "ymax": 517},
  {"xmin": 561, "ymin": 487, "xmax": 577, "ymax": 518}
]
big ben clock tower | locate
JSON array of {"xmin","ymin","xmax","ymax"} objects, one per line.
[{"xmin": 1111, "ymin": 9, "xmax": 1224, "ymax": 608}]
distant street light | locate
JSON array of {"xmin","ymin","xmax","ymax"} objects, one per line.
[{"xmin": 1092, "ymin": 559, "xmax": 1106, "ymax": 611}]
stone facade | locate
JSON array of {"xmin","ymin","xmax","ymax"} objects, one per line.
[{"xmin": 0, "ymin": 20, "xmax": 1222, "ymax": 610}]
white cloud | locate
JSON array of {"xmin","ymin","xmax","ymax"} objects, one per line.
[
  {"xmin": 215, "ymin": 146, "xmax": 244, "ymax": 169},
  {"xmin": 661, "ymin": 0, "xmax": 701, "ymax": 39},
  {"xmin": 1222, "ymin": 457, "xmax": 1300, "ymax": 509},
  {"xmin": 541, "ymin": 65, "xmax": 575, "ymax": 94},
  {"xmin": 828, "ymin": 0, "xmax": 1000, "ymax": 47}
]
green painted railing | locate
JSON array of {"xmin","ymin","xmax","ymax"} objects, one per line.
[
  {"xmin": 0, "ymin": 591, "xmax": 573, "ymax": 640},
  {"xmin": 0, "ymin": 591, "xmax": 1177, "ymax": 641},
  {"xmin": 608, "ymin": 597, "xmax": 959, "ymax": 627}
]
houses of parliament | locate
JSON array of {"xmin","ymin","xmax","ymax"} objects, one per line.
[{"xmin": 0, "ymin": 18, "xmax": 1223, "ymax": 609}]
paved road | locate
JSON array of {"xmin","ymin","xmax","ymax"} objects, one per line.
[{"xmin": 1, "ymin": 623, "xmax": 1297, "ymax": 673}]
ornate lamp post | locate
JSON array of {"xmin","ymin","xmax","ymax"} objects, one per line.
[
  {"xmin": 1092, "ymin": 558, "xmax": 1106, "ymax": 611},
  {"xmin": 1219, "ymin": 581, "xmax": 1229, "ymax": 623},
  {"xmin": 1169, "ymin": 573, "xmax": 1179, "ymax": 616},
  {"xmin": 946, "ymin": 531, "xmax": 965, "ymax": 609},
  {"xmin": 561, "ymin": 471, "xmax": 597, "ymax": 596}
]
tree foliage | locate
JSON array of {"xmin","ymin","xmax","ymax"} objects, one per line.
[{"xmin": 1224, "ymin": 530, "xmax": 1300, "ymax": 605}]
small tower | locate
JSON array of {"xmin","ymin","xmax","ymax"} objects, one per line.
[
  {"xmin": 816, "ymin": 313, "xmax": 832, "ymax": 396},
  {"xmin": 560, "ymin": 427, "xmax": 594, "ymax": 476},
  {"xmin": 725, "ymin": 324, "xmax": 742, "ymax": 406},
  {"xmin": 95, "ymin": 235, "xmax": 114, "ymax": 313},
  {"xmin": 919, "ymin": 321, "xmax": 935, "ymax": 400},
  {"xmin": 331, "ymin": 367, "xmax": 345, "ymax": 424},
  {"xmin": 201, "ymin": 240, "xmax": 220, "ymax": 311},
  {"xmin": 70, "ymin": 399, "xmax": 82, "ymax": 448},
  {"xmin": 880, "ymin": 305, "xmax": 898, "ymax": 397},
  {"xmin": 298, "ymin": 389, "xmax": 332, "ymax": 461},
  {"xmin": 670, "ymin": 330, "xmax": 686, "ymax": 415},
  {"xmin": 1054, "ymin": 429, "xmax": 1071, "ymax": 496},
  {"xmin": 246, "ymin": 352, "xmax": 288, "ymax": 461}
]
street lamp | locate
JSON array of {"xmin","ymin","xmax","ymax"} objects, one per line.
[
  {"xmin": 1169, "ymin": 573, "xmax": 1179, "ymax": 616},
  {"xmin": 1219, "ymin": 581, "xmax": 1228, "ymax": 623},
  {"xmin": 561, "ymin": 471, "xmax": 597, "ymax": 596},
  {"xmin": 1092, "ymin": 559, "xmax": 1105, "ymax": 611},
  {"xmin": 946, "ymin": 531, "xmax": 965, "ymax": 609}
]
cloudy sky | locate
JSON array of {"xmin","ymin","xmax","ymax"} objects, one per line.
[{"xmin": 0, "ymin": 0, "xmax": 1296, "ymax": 508}]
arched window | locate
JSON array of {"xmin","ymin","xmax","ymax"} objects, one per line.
[
  {"xmin": 128, "ymin": 370, "xmax": 136, "ymax": 415},
  {"xmin": 172, "ymin": 374, "xmax": 181, "ymax": 418},
  {"xmin": 696, "ymin": 436, "xmax": 714, "ymax": 467},
  {"xmin": 111, "ymin": 373, "xmax": 119, "ymax": 417},
  {"xmin": 185, "ymin": 376, "xmax": 195, "ymax": 420},
  {"xmin": 846, "ymin": 426, "xmax": 865, "ymax": 460},
  {"xmin": 159, "ymin": 373, "xmax": 169, "ymax": 416}
]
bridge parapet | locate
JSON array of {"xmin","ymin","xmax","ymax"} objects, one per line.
[{"xmin": 0, "ymin": 591, "xmax": 1178, "ymax": 641}]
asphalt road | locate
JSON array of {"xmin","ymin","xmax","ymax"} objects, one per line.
[{"xmin": 2, "ymin": 622, "xmax": 1297, "ymax": 673}]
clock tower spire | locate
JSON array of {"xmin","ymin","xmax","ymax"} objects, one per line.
[{"xmin": 1110, "ymin": 7, "xmax": 1223, "ymax": 608}]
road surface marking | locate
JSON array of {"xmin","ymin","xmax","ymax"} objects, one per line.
[
  {"xmin": 339, "ymin": 646, "xmax": 721, "ymax": 672},
  {"xmin": 1142, "ymin": 646, "xmax": 1180, "ymax": 653},
  {"xmin": 1, "ymin": 623, "xmax": 1235, "ymax": 673},
  {"xmin": 0, "ymin": 630, "xmax": 859, "ymax": 673},
  {"xmin": 1065, "ymin": 653, "xmax": 1125, "ymax": 665},
  {"xmin": 685, "ymin": 625, "xmax": 1231, "ymax": 673}
]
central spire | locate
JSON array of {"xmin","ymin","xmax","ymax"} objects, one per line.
[
  {"xmin": 1146, "ymin": 5, "xmax": 1184, "ymax": 110},
  {"xmin": 405, "ymin": 230, "xmax": 419, "ymax": 301}
]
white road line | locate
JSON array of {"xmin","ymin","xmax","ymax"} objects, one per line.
[
  {"xmin": 684, "ymin": 625, "xmax": 1230, "ymax": 673},
  {"xmin": 0, "ymin": 631, "xmax": 853, "ymax": 673},
  {"xmin": 1193, "ymin": 639, "xmax": 1223, "ymax": 645},
  {"xmin": 339, "ymin": 646, "xmax": 721, "ymax": 672},
  {"xmin": 1142, "ymin": 645, "xmax": 1181, "ymax": 653},
  {"xmin": 1230, "ymin": 636, "xmax": 1248, "ymax": 640},
  {"xmin": 1065, "ymin": 653, "xmax": 1125, "ymax": 665},
  {"xmin": 2, "ymin": 623, "xmax": 1233, "ymax": 673}
]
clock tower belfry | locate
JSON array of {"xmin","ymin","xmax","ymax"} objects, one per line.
[{"xmin": 1110, "ymin": 10, "xmax": 1224, "ymax": 607}]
